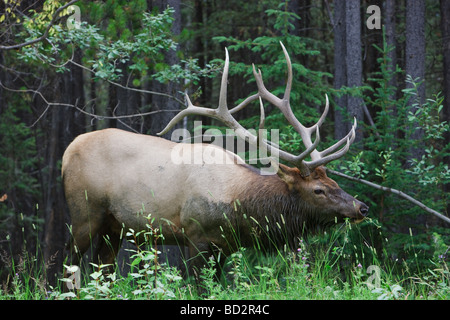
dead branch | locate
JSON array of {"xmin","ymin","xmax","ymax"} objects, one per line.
[
  {"xmin": 67, "ymin": 59, "xmax": 186, "ymax": 106},
  {"xmin": 327, "ymin": 168, "xmax": 450, "ymax": 225},
  {"xmin": 0, "ymin": 81, "xmax": 181, "ymax": 130}
]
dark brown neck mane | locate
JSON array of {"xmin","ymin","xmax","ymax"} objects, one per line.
[{"xmin": 230, "ymin": 165, "xmax": 337, "ymax": 251}]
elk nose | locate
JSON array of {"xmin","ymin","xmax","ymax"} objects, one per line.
[{"xmin": 359, "ymin": 204, "xmax": 369, "ymax": 217}]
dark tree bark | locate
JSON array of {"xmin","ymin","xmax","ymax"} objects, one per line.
[
  {"xmin": 405, "ymin": 0, "xmax": 425, "ymax": 160},
  {"xmin": 43, "ymin": 104, "xmax": 64, "ymax": 286},
  {"xmin": 441, "ymin": 0, "xmax": 450, "ymax": 126},
  {"xmin": 333, "ymin": 0, "xmax": 347, "ymax": 140},
  {"xmin": 383, "ymin": 0, "xmax": 399, "ymax": 143},
  {"xmin": 384, "ymin": 0, "xmax": 397, "ymax": 100},
  {"xmin": 345, "ymin": 1, "xmax": 363, "ymax": 137},
  {"xmin": 442, "ymin": 0, "xmax": 450, "ymax": 128},
  {"xmin": 148, "ymin": 0, "xmax": 182, "ymax": 138},
  {"xmin": 362, "ymin": 0, "xmax": 382, "ymax": 83},
  {"xmin": 440, "ymin": 0, "xmax": 450, "ymax": 213},
  {"xmin": 43, "ymin": 49, "xmax": 86, "ymax": 285},
  {"xmin": 288, "ymin": 0, "xmax": 302, "ymax": 34},
  {"xmin": 333, "ymin": 1, "xmax": 363, "ymax": 142},
  {"xmin": 64, "ymin": 48, "xmax": 85, "ymax": 140},
  {"xmin": 115, "ymin": 66, "xmax": 141, "ymax": 132},
  {"xmin": 193, "ymin": 0, "xmax": 207, "ymax": 107}
]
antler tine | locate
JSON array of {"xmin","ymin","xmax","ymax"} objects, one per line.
[
  {"xmin": 159, "ymin": 44, "xmax": 357, "ymax": 177},
  {"xmin": 319, "ymin": 117, "xmax": 357, "ymax": 157},
  {"xmin": 279, "ymin": 41, "xmax": 292, "ymax": 102},
  {"xmin": 157, "ymin": 92, "xmax": 215, "ymax": 136},
  {"xmin": 253, "ymin": 43, "xmax": 357, "ymax": 176},
  {"xmin": 306, "ymin": 117, "xmax": 357, "ymax": 169},
  {"xmin": 257, "ymin": 97, "xmax": 270, "ymax": 158},
  {"xmin": 258, "ymin": 97, "xmax": 265, "ymax": 130},
  {"xmin": 158, "ymin": 48, "xmax": 259, "ymax": 141},
  {"xmin": 256, "ymin": 96, "xmax": 320, "ymax": 169},
  {"xmin": 252, "ymin": 64, "xmax": 282, "ymax": 108},
  {"xmin": 252, "ymin": 61, "xmax": 308, "ymax": 136},
  {"xmin": 252, "ymin": 43, "xmax": 324, "ymax": 173},
  {"xmin": 307, "ymin": 94, "xmax": 329, "ymax": 136},
  {"xmin": 218, "ymin": 48, "xmax": 230, "ymax": 112},
  {"xmin": 306, "ymin": 138, "xmax": 351, "ymax": 170}
]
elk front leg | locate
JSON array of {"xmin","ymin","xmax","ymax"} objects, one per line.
[{"xmin": 188, "ymin": 241, "xmax": 226, "ymax": 284}]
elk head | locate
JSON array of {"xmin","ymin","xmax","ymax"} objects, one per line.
[{"xmin": 159, "ymin": 42, "xmax": 368, "ymax": 223}]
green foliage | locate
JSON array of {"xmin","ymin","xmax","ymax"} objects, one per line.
[
  {"xmin": 19, "ymin": 6, "xmax": 177, "ymax": 80},
  {"xmin": 336, "ymin": 28, "xmax": 450, "ymax": 274},
  {"xmin": 1, "ymin": 0, "xmax": 449, "ymax": 301},
  {"xmin": 213, "ymin": 1, "xmax": 331, "ymax": 136},
  {"xmin": 152, "ymin": 58, "xmax": 222, "ymax": 86},
  {"xmin": 21, "ymin": 0, "xmax": 66, "ymax": 35},
  {"xmin": 0, "ymin": 105, "xmax": 39, "ymax": 197},
  {"xmin": 4, "ymin": 220, "xmax": 448, "ymax": 300},
  {"xmin": 17, "ymin": 2, "xmax": 219, "ymax": 88},
  {"xmin": 0, "ymin": 101, "xmax": 42, "ymax": 248},
  {"xmin": 405, "ymin": 90, "xmax": 450, "ymax": 189}
]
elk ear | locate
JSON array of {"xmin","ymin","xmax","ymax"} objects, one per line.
[
  {"xmin": 276, "ymin": 163, "xmax": 297, "ymax": 189},
  {"xmin": 310, "ymin": 166, "xmax": 327, "ymax": 180}
]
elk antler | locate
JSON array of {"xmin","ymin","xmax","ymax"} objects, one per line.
[
  {"xmin": 252, "ymin": 42, "xmax": 357, "ymax": 176},
  {"xmin": 157, "ymin": 48, "xmax": 266, "ymax": 152},
  {"xmin": 158, "ymin": 43, "xmax": 357, "ymax": 177}
]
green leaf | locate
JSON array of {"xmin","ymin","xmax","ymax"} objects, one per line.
[
  {"xmin": 90, "ymin": 271, "xmax": 102, "ymax": 280},
  {"xmin": 131, "ymin": 256, "xmax": 142, "ymax": 266},
  {"xmin": 59, "ymin": 292, "xmax": 77, "ymax": 299}
]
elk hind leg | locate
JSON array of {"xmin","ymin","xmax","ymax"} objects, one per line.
[
  {"xmin": 92, "ymin": 213, "xmax": 123, "ymax": 270},
  {"xmin": 65, "ymin": 202, "xmax": 111, "ymax": 267},
  {"xmin": 65, "ymin": 216, "xmax": 101, "ymax": 268}
]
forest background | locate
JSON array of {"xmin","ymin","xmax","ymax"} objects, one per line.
[{"xmin": 0, "ymin": 0, "xmax": 449, "ymax": 296}]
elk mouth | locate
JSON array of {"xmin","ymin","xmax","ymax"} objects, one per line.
[
  {"xmin": 337, "ymin": 202, "xmax": 369, "ymax": 224},
  {"xmin": 349, "ymin": 217, "xmax": 365, "ymax": 224},
  {"xmin": 346, "ymin": 204, "xmax": 369, "ymax": 224},
  {"xmin": 334, "ymin": 215, "xmax": 365, "ymax": 225}
]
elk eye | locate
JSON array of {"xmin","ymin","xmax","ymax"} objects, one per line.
[{"xmin": 314, "ymin": 189, "xmax": 324, "ymax": 195}]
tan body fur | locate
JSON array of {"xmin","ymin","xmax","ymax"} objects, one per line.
[
  {"xmin": 62, "ymin": 128, "xmax": 367, "ymax": 273},
  {"xmin": 63, "ymin": 129, "xmax": 258, "ymax": 269}
]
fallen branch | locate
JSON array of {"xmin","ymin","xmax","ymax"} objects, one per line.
[{"xmin": 327, "ymin": 169, "xmax": 450, "ymax": 225}]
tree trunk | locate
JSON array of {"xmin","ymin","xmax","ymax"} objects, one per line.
[
  {"xmin": 405, "ymin": 0, "xmax": 425, "ymax": 160},
  {"xmin": 148, "ymin": 0, "xmax": 182, "ymax": 138},
  {"xmin": 43, "ymin": 95, "xmax": 64, "ymax": 286},
  {"xmin": 345, "ymin": 1, "xmax": 363, "ymax": 141},
  {"xmin": 333, "ymin": 2, "xmax": 363, "ymax": 142},
  {"xmin": 442, "ymin": 0, "xmax": 450, "ymax": 128},
  {"xmin": 384, "ymin": 0, "xmax": 399, "ymax": 143},
  {"xmin": 384, "ymin": 0, "xmax": 397, "ymax": 100},
  {"xmin": 44, "ymin": 53, "xmax": 86, "ymax": 285},
  {"xmin": 333, "ymin": 0, "xmax": 347, "ymax": 140},
  {"xmin": 440, "ymin": 0, "xmax": 450, "ymax": 214}
]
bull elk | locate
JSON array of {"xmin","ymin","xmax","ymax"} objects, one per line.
[{"xmin": 62, "ymin": 43, "xmax": 368, "ymax": 277}]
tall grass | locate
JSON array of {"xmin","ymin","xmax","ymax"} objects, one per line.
[{"xmin": 1, "ymin": 217, "xmax": 449, "ymax": 300}]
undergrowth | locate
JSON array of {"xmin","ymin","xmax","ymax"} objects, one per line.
[{"xmin": 1, "ymin": 218, "xmax": 448, "ymax": 300}]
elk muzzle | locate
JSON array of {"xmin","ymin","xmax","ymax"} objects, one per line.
[
  {"xmin": 346, "ymin": 198, "xmax": 369, "ymax": 223},
  {"xmin": 355, "ymin": 200, "xmax": 369, "ymax": 222}
]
